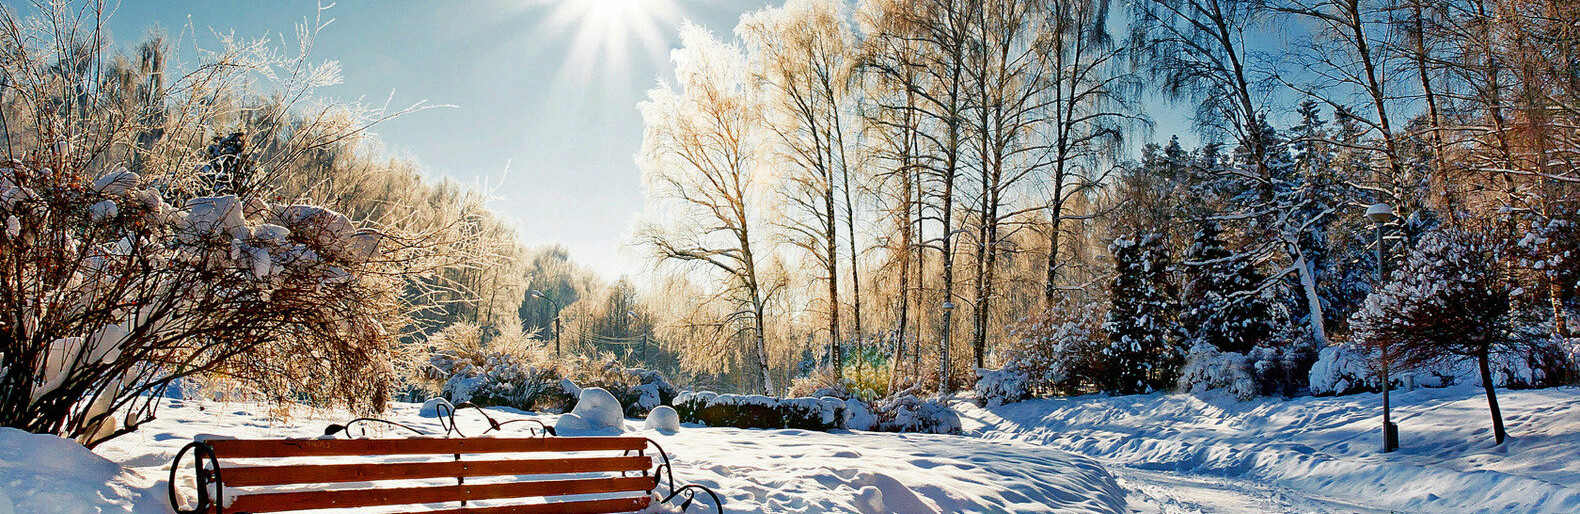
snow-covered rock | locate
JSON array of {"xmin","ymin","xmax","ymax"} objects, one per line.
[
  {"xmin": 418, "ymin": 397, "xmax": 453, "ymax": 418},
  {"xmin": 556, "ymin": 387, "xmax": 625, "ymax": 434},
  {"xmin": 643, "ymin": 405, "xmax": 681, "ymax": 433}
]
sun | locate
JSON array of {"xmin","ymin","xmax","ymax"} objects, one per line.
[{"xmin": 539, "ymin": 0, "xmax": 680, "ymax": 81}]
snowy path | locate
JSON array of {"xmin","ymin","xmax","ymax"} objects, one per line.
[
  {"xmin": 1114, "ymin": 461, "xmax": 1389, "ymax": 513},
  {"xmin": 958, "ymin": 384, "xmax": 1580, "ymax": 513}
]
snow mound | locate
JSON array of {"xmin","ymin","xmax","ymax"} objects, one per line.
[
  {"xmin": 418, "ymin": 397, "xmax": 453, "ymax": 418},
  {"xmin": 0, "ymin": 428, "xmax": 164, "ymax": 513},
  {"xmin": 556, "ymin": 387, "xmax": 626, "ymax": 434},
  {"xmin": 644, "ymin": 405, "xmax": 681, "ymax": 433}
]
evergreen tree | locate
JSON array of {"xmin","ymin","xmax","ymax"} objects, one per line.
[
  {"xmin": 1103, "ymin": 234, "xmax": 1185, "ymax": 394},
  {"xmin": 1182, "ymin": 221, "xmax": 1280, "ymax": 354}
]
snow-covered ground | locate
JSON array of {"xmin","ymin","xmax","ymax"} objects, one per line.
[
  {"xmin": 960, "ymin": 384, "xmax": 1580, "ymax": 513},
  {"xmin": 9, "ymin": 384, "xmax": 1578, "ymax": 513},
  {"xmin": 82, "ymin": 399, "xmax": 1124, "ymax": 513}
]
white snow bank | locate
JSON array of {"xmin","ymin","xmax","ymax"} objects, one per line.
[
  {"xmin": 644, "ymin": 405, "xmax": 681, "ymax": 433},
  {"xmin": 961, "ymin": 385, "xmax": 1580, "ymax": 513},
  {"xmin": 93, "ymin": 398, "xmax": 1126, "ymax": 514},
  {"xmin": 0, "ymin": 428, "xmax": 165, "ymax": 513},
  {"xmin": 556, "ymin": 387, "xmax": 626, "ymax": 434}
]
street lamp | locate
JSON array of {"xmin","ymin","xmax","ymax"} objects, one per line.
[
  {"xmin": 531, "ymin": 290, "xmax": 562, "ymax": 357},
  {"xmin": 1366, "ymin": 202, "xmax": 1399, "ymax": 453},
  {"xmin": 940, "ymin": 301, "xmax": 955, "ymax": 393}
]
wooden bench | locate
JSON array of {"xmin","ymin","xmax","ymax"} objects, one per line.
[{"xmin": 167, "ymin": 435, "xmax": 721, "ymax": 514}]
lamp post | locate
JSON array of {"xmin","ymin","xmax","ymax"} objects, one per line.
[
  {"xmin": 531, "ymin": 290, "xmax": 562, "ymax": 357},
  {"xmin": 1366, "ymin": 202, "xmax": 1399, "ymax": 453},
  {"xmin": 940, "ymin": 300, "xmax": 955, "ymax": 392}
]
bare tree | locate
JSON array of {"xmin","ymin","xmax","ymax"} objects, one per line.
[
  {"xmin": 638, "ymin": 24, "xmax": 779, "ymax": 394},
  {"xmin": 741, "ymin": 0, "xmax": 861, "ymax": 379},
  {"xmin": 862, "ymin": 0, "xmax": 979, "ymax": 390},
  {"xmin": 1040, "ymin": 0, "xmax": 1140, "ymax": 307}
]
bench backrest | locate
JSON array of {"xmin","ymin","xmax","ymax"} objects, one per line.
[{"xmin": 195, "ymin": 436, "xmax": 657, "ymax": 514}]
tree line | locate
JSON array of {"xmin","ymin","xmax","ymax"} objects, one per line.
[{"xmin": 634, "ymin": 0, "xmax": 1580, "ymax": 404}]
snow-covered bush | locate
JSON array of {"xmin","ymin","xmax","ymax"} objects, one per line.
[
  {"xmin": 643, "ymin": 405, "xmax": 681, "ymax": 433},
  {"xmin": 973, "ymin": 365, "xmax": 1030, "ymax": 407},
  {"xmin": 868, "ymin": 394, "xmax": 961, "ymax": 434},
  {"xmin": 1177, "ymin": 343, "xmax": 1256, "ymax": 401},
  {"xmin": 1002, "ymin": 302, "xmax": 1108, "ymax": 396},
  {"xmin": 672, "ymin": 391, "xmax": 846, "ymax": 431},
  {"xmin": 558, "ymin": 358, "xmax": 678, "ymax": 417},
  {"xmin": 0, "ymin": 3, "xmax": 480, "ymax": 446},
  {"xmin": 1247, "ymin": 341, "xmax": 1319, "ymax": 397},
  {"xmin": 2, "ymin": 156, "xmax": 414, "ymax": 444},
  {"xmin": 419, "ymin": 324, "xmax": 557, "ymax": 407},
  {"xmin": 1308, "ymin": 343, "xmax": 1380, "ymax": 396}
]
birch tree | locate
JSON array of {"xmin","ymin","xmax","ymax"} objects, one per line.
[{"xmin": 638, "ymin": 25, "xmax": 778, "ymax": 394}]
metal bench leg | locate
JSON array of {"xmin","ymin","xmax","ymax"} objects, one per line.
[{"xmin": 169, "ymin": 442, "xmax": 223, "ymax": 514}]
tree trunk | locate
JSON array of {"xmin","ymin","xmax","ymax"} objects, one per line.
[
  {"xmin": 1295, "ymin": 253, "xmax": 1328, "ymax": 346},
  {"xmin": 827, "ymin": 186, "xmax": 842, "ymax": 379},
  {"xmin": 1478, "ymin": 350, "xmax": 1508, "ymax": 445},
  {"xmin": 1044, "ymin": 205, "xmax": 1064, "ymax": 307}
]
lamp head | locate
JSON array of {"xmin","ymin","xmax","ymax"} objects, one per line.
[{"xmin": 1366, "ymin": 202, "xmax": 1394, "ymax": 223}]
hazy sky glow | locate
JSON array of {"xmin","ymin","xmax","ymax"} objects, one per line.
[
  {"xmin": 92, "ymin": 0, "xmax": 774, "ymax": 279},
  {"xmin": 82, "ymin": 0, "xmax": 1194, "ymax": 280}
]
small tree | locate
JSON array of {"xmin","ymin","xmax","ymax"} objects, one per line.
[
  {"xmin": 1103, "ymin": 234, "xmax": 1184, "ymax": 394},
  {"xmin": 1351, "ymin": 227, "xmax": 1523, "ymax": 445},
  {"xmin": 1182, "ymin": 221, "xmax": 1281, "ymax": 353}
]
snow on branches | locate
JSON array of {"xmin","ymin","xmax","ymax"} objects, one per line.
[{"xmin": 0, "ymin": 159, "xmax": 408, "ymax": 445}]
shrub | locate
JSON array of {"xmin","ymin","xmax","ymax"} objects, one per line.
[
  {"xmin": 1002, "ymin": 302, "xmax": 1108, "ymax": 396},
  {"xmin": 868, "ymin": 394, "xmax": 961, "ymax": 434},
  {"xmin": 420, "ymin": 324, "xmax": 557, "ymax": 408},
  {"xmin": 1177, "ymin": 343, "xmax": 1255, "ymax": 401},
  {"xmin": 973, "ymin": 365, "xmax": 1030, "ymax": 407},
  {"xmin": 672, "ymin": 391, "xmax": 845, "ymax": 431}
]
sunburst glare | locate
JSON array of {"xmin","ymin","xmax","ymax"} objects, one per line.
[{"xmin": 534, "ymin": 0, "xmax": 681, "ymax": 84}]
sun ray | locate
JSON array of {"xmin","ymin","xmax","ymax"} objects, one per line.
[{"xmin": 529, "ymin": 0, "xmax": 680, "ymax": 87}]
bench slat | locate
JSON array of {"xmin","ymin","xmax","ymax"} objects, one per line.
[
  {"xmin": 221, "ymin": 456, "xmax": 654, "ymax": 487},
  {"xmin": 412, "ymin": 496, "xmax": 653, "ymax": 514},
  {"xmin": 206, "ymin": 437, "xmax": 646, "ymax": 458},
  {"xmin": 225, "ymin": 475, "xmax": 654, "ymax": 513}
]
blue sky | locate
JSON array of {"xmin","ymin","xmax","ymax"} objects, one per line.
[
  {"xmin": 81, "ymin": 0, "xmax": 1196, "ymax": 280},
  {"xmin": 90, "ymin": 0, "xmax": 774, "ymax": 279}
]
